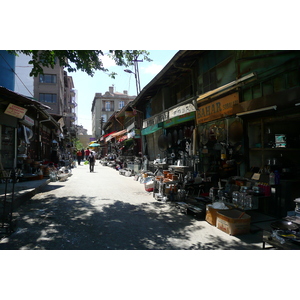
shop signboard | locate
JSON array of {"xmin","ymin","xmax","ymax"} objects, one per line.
[
  {"xmin": 4, "ymin": 103, "xmax": 27, "ymax": 119},
  {"xmin": 196, "ymin": 92, "xmax": 239, "ymax": 124},
  {"xmin": 143, "ymin": 111, "xmax": 169, "ymax": 128},
  {"xmin": 169, "ymin": 103, "xmax": 195, "ymax": 119},
  {"xmin": 21, "ymin": 115, "xmax": 34, "ymax": 127}
]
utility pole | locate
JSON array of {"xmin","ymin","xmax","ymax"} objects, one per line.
[{"xmin": 124, "ymin": 56, "xmax": 143, "ymax": 95}]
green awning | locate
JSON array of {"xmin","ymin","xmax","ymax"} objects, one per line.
[
  {"xmin": 141, "ymin": 122, "xmax": 163, "ymax": 135},
  {"xmin": 164, "ymin": 111, "xmax": 195, "ymax": 128}
]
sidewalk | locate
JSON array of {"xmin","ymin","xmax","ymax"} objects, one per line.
[{"xmin": 0, "ymin": 178, "xmax": 50, "ymax": 208}]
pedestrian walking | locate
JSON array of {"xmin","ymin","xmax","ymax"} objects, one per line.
[
  {"xmin": 76, "ymin": 150, "xmax": 82, "ymax": 165},
  {"xmin": 81, "ymin": 149, "xmax": 85, "ymax": 161},
  {"xmin": 88, "ymin": 151, "xmax": 95, "ymax": 172},
  {"xmin": 85, "ymin": 148, "xmax": 90, "ymax": 160}
]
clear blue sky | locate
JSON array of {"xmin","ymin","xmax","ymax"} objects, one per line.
[{"xmin": 71, "ymin": 50, "xmax": 178, "ymax": 134}]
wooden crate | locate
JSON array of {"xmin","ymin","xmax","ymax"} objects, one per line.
[{"xmin": 216, "ymin": 209, "xmax": 251, "ymax": 236}]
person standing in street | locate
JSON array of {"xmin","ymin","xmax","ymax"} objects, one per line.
[
  {"xmin": 81, "ymin": 149, "xmax": 85, "ymax": 161},
  {"xmin": 85, "ymin": 148, "xmax": 90, "ymax": 160},
  {"xmin": 88, "ymin": 151, "xmax": 95, "ymax": 172},
  {"xmin": 76, "ymin": 150, "xmax": 82, "ymax": 165}
]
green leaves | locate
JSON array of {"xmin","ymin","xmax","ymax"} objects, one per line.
[{"xmin": 8, "ymin": 50, "xmax": 152, "ymax": 77}]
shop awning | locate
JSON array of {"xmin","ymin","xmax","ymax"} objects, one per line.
[
  {"xmin": 106, "ymin": 129, "xmax": 127, "ymax": 142},
  {"xmin": 197, "ymin": 72, "xmax": 256, "ymax": 103},
  {"xmin": 164, "ymin": 111, "xmax": 195, "ymax": 128},
  {"xmin": 100, "ymin": 131, "xmax": 116, "ymax": 141},
  {"xmin": 141, "ymin": 123, "xmax": 163, "ymax": 136},
  {"xmin": 117, "ymin": 134, "xmax": 128, "ymax": 142}
]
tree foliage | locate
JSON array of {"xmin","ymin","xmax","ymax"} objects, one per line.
[{"xmin": 8, "ymin": 50, "xmax": 152, "ymax": 77}]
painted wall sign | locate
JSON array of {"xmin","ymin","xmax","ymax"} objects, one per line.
[
  {"xmin": 196, "ymin": 92, "xmax": 239, "ymax": 124},
  {"xmin": 4, "ymin": 103, "xmax": 27, "ymax": 119}
]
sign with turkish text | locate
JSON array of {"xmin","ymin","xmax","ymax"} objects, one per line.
[
  {"xmin": 22, "ymin": 115, "xmax": 34, "ymax": 126},
  {"xmin": 196, "ymin": 92, "xmax": 239, "ymax": 124},
  {"xmin": 169, "ymin": 103, "xmax": 195, "ymax": 119},
  {"xmin": 4, "ymin": 103, "xmax": 27, "ymax": 119}
]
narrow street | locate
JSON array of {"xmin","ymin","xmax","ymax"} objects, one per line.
[{"xmin": 0, "ymin": 161, "xmax": 264, "ymax": 250}]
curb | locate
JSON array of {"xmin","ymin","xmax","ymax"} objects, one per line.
[{"xmin": 12, "ymin": 179, "xmax": 51, "ymax": 210}]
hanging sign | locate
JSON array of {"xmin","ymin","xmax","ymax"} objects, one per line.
[
  {"xmin": 196, "ymin": 92, "xmax": 239, "ymax": 124},
  {"xmin": 4, "ymin": 103, "xmax": 27, "ymax": 119}
]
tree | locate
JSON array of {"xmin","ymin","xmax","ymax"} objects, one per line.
[{"xmin": 8, "ymin": 50, "xmax": 152, "ymax": 77}]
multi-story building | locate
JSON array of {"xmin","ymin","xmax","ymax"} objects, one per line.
[
  {"xmin": 91, "ymin": 86, "xmax": 135, "ymax": 139},
  {"xmin": 33, "ymin": 59, "xmax": 77, "ymax": 142},
  {"xmin": 33, "ymin": 59, "xmax": 65, "ymax": 115}
]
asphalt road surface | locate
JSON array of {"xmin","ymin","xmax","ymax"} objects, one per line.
[{"xmin": 0, "ymin": 160, "xmax": 263, "ymax": 250}]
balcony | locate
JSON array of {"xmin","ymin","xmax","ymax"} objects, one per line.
[{"xmin": 69, "ymin": 101, "xmax": 77, "ymax": 108}]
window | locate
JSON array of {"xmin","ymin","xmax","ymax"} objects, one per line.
[
  {"xmin": 39, "ymin": 74, "xmax": 57, "ymax": 83},
  {"xmin": 119, "ymin": 101, "xmax": 125, "ymax": 109},
  {"xmin": 104, "ymin": 101, "xmax": 114, "ymax": 111},
  {"xmin": 101, "ymin": 114, "xmax": 107, "ymax": 122},
  {"xmin": 39, "ymin": 93, "xmax": 57, "ymax": 103},
  {"xmin": 105, "ymin": 101, "xmax": 111, "ymax": 111}
]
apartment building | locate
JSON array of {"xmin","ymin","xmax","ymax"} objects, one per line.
[
  {"xmin": 33, "ymin": 60, "xmax": 77, "ymax": 140},
  {"xmin": 91, "ymin": 86, "xmax": 135, "ymax": 139}
]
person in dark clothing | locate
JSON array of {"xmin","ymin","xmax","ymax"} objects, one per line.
[
  {"xmin": 88, "ymin": 152, "xmax": 95, "ymax": 172},
  {"xmin": 81, "ymin": 149, "xmax": 85, "ymax": 161}
]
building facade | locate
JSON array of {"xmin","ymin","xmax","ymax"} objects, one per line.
[
  {"xmin": 130, "ymin": 50, "xmax": 300, "ymax": 218},
  {"xmin": 91, "ymin": 86, "xmax": 135, "ymax": 139},
  {"xmin": 33, "ymin": 59, "xmax": 77, "ymax": 144}
]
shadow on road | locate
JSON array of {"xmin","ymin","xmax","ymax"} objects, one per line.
[{"xmin": 0, "ymin": 186, "xmax": 262, "ymax": 250}]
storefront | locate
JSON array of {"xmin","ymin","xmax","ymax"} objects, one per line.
[
  {"xmin": 142, "ymin": 101, "xmax": 197, "ymax": 163},
  {"xmin": 196, "ymin": 92, "xmax": 243, "ymax": 181},
  {"xmin": 0, "ymin": 102, "xmax": 24, "ymax": 170},
  {"xmin": 236, "ymin": 104, "xmax": 300, "ymax": 217}
]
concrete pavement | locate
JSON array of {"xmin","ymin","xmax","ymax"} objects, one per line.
[{"xmin": 0, "ymin": 161, "xmax": 277, "ymax": 249}]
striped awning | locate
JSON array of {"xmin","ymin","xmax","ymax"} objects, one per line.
[
  {"xmin": 106, "ymin": 129, "xmax": 127, "ymax": 142},
  {"xmin": 100, "ymin": 131, "xmax": 116, "ymax": 141}
]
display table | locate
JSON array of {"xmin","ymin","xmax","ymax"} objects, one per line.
[{"xmin": 262, "ymin": 230, "xmax": 300, "ymax": 250}]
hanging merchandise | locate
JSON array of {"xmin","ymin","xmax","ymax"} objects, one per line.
[
  {"xmin": 202, "ymin": 146, "xmax": 208, "ymax": 154},
  {"xmin": 228, "ymin": 118, "xmax": 243, "ymax": 146},
  {"xmin": 221, "ymin": 146, "xmax": 227, "ymax": 160}
]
